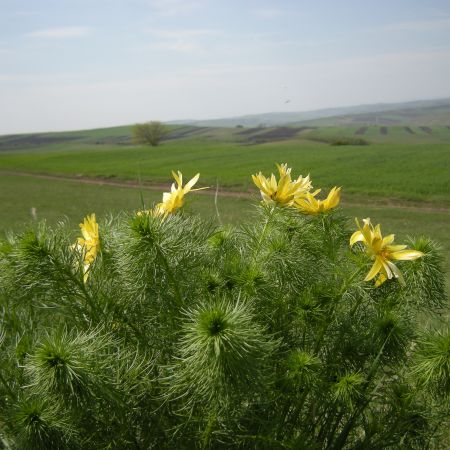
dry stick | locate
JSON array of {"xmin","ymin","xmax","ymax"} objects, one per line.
[
  {"xmin": 214, "ymin": 178, "xmax": 223, "ymax": 227},
  {"xmin": 137, "ymin": 164, "xmax": 146, "ymax": 210}
]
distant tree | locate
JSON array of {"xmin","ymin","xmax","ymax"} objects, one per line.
[{"xmin": 132, "ymin": 121, "xmax": 168, "ymax": 147}]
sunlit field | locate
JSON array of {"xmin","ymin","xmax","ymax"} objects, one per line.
[
  {"xmin": 1, "ymin": 125, "xmax": 450, "ymax": 205},
  {"xmin": 1, "ymin": 159, "xmax": 449, "ymax": 291},
  {"xmin": 1, "ymin": 126, "xmax": 449, "ymax": 290},
  {"xmin": 2, "ymin": 0, "xmax": 450, "ymax": 446}
]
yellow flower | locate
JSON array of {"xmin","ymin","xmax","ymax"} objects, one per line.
[
  {"xmin": 72, "ymin": 213, "xmax": 100, "ymax": 283},
  {"xmin": 154, "ymin": 171, "xmax": 207, "ymax": 216},
  {"xmin": 252, "ymin": 163, "xmax": 315, "ymax": 206},
  {"xmin": 350, "ymin": 218, "xmax": 423, "ymax": 287},
  {"xmin": 294, "ymin": 186, "xmax": 341, "ymax": 215}
]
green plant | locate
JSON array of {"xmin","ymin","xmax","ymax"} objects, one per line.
[
  {"xmin": 0, "ymin": 168, "xmax": 448, "ymax": 449},
  {"xmin": 132, "ymin": 121, "xmax": 168, "ymax": 147}
]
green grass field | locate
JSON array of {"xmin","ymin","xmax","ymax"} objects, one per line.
[
  {"xmin": 1, "ymin": 137, "xmax": 449, "ymax": 204},
  {"xmin": 1, "ymin": 173, "xmax": 449, "ymax": 291},
  {"xmin": 1, "ymin": 124, "xmax": 449, "ymax": 290}
]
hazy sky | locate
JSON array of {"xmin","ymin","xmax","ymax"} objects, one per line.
[{"xmin": 1, "ymin": 0, "xmax": 450, "ymax": 134}]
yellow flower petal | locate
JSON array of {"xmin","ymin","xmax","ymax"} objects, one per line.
[
  {"xmin": 172, "ymin": 170, "xmax": 182, "ymax": 187},
  {"xmin": 381, "ymin": 234, "xmax": 395, "ymax": 246},
  {"xmin": 269, "ymin": 174, "xmax": 277, "ymax": 193},
  {"xmin": 350, "ymin": 230, "xmax": 364, "ymax": 246},
  {"xmin": 72, "ymin": 213, "xmax": 100, "ymax": 283},
  {"xmin": 324, "ymin": 187, "xmax": 341, "ymax": 209},
  {"xmin": 361, "ymin": 222, "xmax": 373, "ymax": 245},
  {"xmin": 364, "ymin": 257, "xmax": 383, "ymax": 281},
  {"xmin": 183, "ymin": 173, "xmax": 200, "ymax": 192},
  {"xmin": 390, "ymin": 250, "xmax": 424, "ymax": 261},
  {"xmin": 386, "ymin": 244, "xmax": 407, "ymax": 252},
  {"xmin": 380, "ymin": 258, "xmax": 393, "ymax": 279},
  {"xmin": 277, "ymin": 174, "xmax": 290, "ymax": 197},
  {"xmin": 375, "ymin": 273, "xmax": 388, "ymax": 287},
  {"xmin": 251, "ymin": 174, "xmax": 264, "ymax": 191},
  {"xmin": 386, "ymin": 260, "xmax": 405, "ymax": 285},
  {"xmin": 277, "ymin": 163, "xmax": 289, "ymax": 177},
  {"xmin": 373, "ymin": 224, "xmax": 382, "ymax": 239}
]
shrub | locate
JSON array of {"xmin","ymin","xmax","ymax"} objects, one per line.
[
  {"xmin": 0, "ymin": 165, "xmax": 448, "ymax": 449},
  {"xmin": 132, "ymin": 121, "xmax": 168, "ymax": 146}
]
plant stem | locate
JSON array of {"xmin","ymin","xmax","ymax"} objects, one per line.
[
  {"xmin": 330, "ymin": 331, "xmax": 393, "ymax": 449},
  {"xmin": 325, "ymin": 408, "xmax": 345, "ymax": 447},
  {"xmin": 78, "ymin": 280, "xmax": 100, "ymax": 321},
  {"xmin": 156, "ymin": 245, "xmax": 182, "ymax": 308},
  {"xmin": 201, "ymin": 413, "xmax": 216, "ymax": 450},
  {"xmin": 339, "ymin": 266, "xmax": 364, "ymax": 296},
  {"xmin": 253, "ymin": 206, "xmax": 276, "ymax": 260},
  {"xmin": 314, "ymin": 266, "xmax": 365, "ymax": 354},
  {"xmin": 321, "ymin": 214, "xmax": 336, "ymax": 261},
  {"xmin": 0, "ymin": 370, "xmax": 16, "ymax": 399},
  {"xmin": 48, "ymin": 250, "xmax": 101, "ymax": 322}
]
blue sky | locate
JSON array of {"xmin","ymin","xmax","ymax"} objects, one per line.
[{"xmin": 1, "ymin": 0, "xmax": 450, "ymax": 133}]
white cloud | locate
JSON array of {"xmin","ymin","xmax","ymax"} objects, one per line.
[{"xmin": 24, "ymin": 26, "xmax": 91, "ymax": 39}]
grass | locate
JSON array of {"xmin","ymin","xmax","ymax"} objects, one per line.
[
  {"xmin": 1, "ymin": 174, "xmax": 449, "ymax": 291},
  {"xmin": 1, "ymin": 138, "xmax": 449, "ymax": 205},
  {"xmin": 0, "ymin": 174, "xmax": 252, "ymax": 232},
  {"xmin": 1, "ymin": 124, "xmax": 449, "ymax": 290}
]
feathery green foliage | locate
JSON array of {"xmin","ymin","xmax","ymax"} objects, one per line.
[{"xmin": 0, "ymin": 196, "xmax": 448, "ymax": 448}]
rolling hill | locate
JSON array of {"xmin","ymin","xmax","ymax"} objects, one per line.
[
  {"xmin": 171, "ymin": 98, "xmax": 450, "ymax": 128},
  {"xmin": 1, "ymin": 117, "xmax": 449, "ymax": 290}
]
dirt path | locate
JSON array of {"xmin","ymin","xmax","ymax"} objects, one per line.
[
  {"xmin": 2, "ymin": 170, "xmax": 450, "ymax": 214},
  {"xmin": 1, "ymin": 170, "xmax": 252, "ymax": 198}
]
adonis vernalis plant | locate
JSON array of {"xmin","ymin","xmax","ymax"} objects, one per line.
[
  {"xmin": 0, "ymin": 166, "xmax": 448, "ymax": 449},
  {"xmin": 350, "ymin": 217, "xmax": 424, "ymax": 286},
  {"xmin": 252, "ymin": 163, "xmax": 316, "ymax": 205},
  {"xmin": 155, "ymin": 170, "xmax": 207, "ymax": 216},
  {"xmin": 294, "ymin": 186, "xmax": 342, "ymax": 215},
  {"xmin": 71, "ymin": 213, "xmax": 100, "ymax": 282}
]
